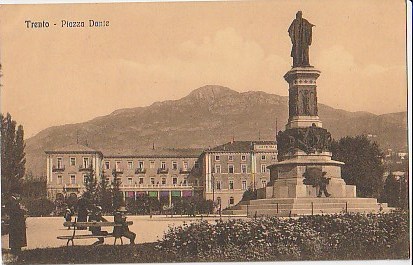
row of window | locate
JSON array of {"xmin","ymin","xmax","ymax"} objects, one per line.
[
  {"xmin": 115, "ymin": 177, "xmax": 189, "ymax": 186},
  {"xmin": 55, "ymin": 174, "xmax": 192, "ymax": 186},
  {"xmin": 214, "ymin": 179, "xmax": 267, "ymax": 191},
  {"xmin": 212, "ymin": 164, "xmax": 268, "ymax": 173},
  {"xmin": 214, "ymin": 154, "xmax": 276, "ymax": 162},
  {"xmin": 104, "ymin": 160, "xmax": 197, "ymax": 171},
  {"xmin": 56, "ymin": 157, "xmax": 91, "ymax": 168},
  {"xmin": 54, "ymin": 157, "xmax": 198, "ymax": 172},
  {"xmin": 216, "ymin": 196, "xmax": 235, "ymax": 206}
]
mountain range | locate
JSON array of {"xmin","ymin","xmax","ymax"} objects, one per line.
[{"xmin": 25, "ymin": 85, "xmax": 407, "ymax": 178}]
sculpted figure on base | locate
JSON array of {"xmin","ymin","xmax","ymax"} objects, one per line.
[
  {"xmin": 276, "ymin": 125, "xmax": 332, "ymax": 160},
  {"xmin": 303, "ymin": 168, "xmax": 331, "ymax": 197}
]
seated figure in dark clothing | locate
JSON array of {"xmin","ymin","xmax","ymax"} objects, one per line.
[
  {"xmin": 88, "ymin": 205, "xmax": 108, "ymax": 245},
  {"xmin": 113, "ymin": 206, "xmax": 136, "ymax": 245}
]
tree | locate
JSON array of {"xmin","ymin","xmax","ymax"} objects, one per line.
[
  {"xmin": 111, "ymin": 169, "xmax": 124, "ymax": 210},
  {"xmin": 331, "ymin": 135, "xmax": 384, "ymax": 198},
  {"xmin": 14, "ymin": 125, "xmax": 26, "ymax": 183},
  {"xmin": 1, "ymin": 113, "xmax": 26, "ymax": 196},
  {"xmin": 125, "ymin": 197, "xmax": 138, "ymax": 215},
  {"xmin": 380, "ymin": 173, "xmax": 400, "ymax": 207},
  {"xmin": 21, "ymin": 174, "xmax": 47, "ymax": 199},
  {"xmin": 97, "ymin": 170, "xmax": 112, "ymax": 213},
  {"xmin": 380, "ymin": 173, "xmax": 409, "ymax": 209},
  {"xmin": 82, "ymin": 169, "xmax": 98, "ymax": 205},
  {"xmin": 21, "ymin": 197, "xmax": 55, "ymax": 217}
]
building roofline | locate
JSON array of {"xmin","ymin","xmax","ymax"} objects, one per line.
[
  {"xmin": 103, "ymin": 154, "xmax": 200, "ymax": 159},
  {"xmin": 45, "ymin": 150, "xmax": 103, "ymax": 156}
]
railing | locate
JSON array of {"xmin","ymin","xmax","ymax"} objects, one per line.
[
  {"xmin": 79, "ymin": 165, "xmax": 93, "ymax": 171},
  {"xmin": 52, "ymin": 165, "xmax": 65, "ymax": 172},
  {"xmin": 179, "ymin": 168, "xmax": 191, "ymax": 174},
  {"xmin": 157, "ymin": 168, "xmax": 169, "ymax": 174},
  {"xmin": 64, "ymin": 183, "xmax": 82, "ymax": 188},
  {"xmin": 135, "ymin": 168, "xmax": 146, "ymax": 174},
  {"xmin": 119, "ymin": 184, "xmax": 192, "ymax": 189},
  {"xmin": 113, "ymin": 168, "xmax": 124, "ymax": 174}
]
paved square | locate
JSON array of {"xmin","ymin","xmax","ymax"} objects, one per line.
[{"xmin": 1, "ymin": 215, "xmax": 244, "ymax": 250}]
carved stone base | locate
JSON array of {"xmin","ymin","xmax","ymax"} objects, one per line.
[
  {"xmin": 271, "ymin": 177, "xmax": 356, "ymax": 198},
  {"xmin": 268, "ymin": 152, "xmax": 356, "ymax": 199},
  {"xmin": 276, "ymin": 126, "xmax": 332, "ymax": 159}
]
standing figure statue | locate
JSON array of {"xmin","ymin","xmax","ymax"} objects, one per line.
[
  {"xmin": 301, "ymin": 90, "xmax": 311, "ymax": 115},
  {"xmin": 288, "ymin": 11, "xmax": 315, "ymax": 67},
  {"xmin": 317, "ymin": 172, "xmax": 331, "ymax": 198}
]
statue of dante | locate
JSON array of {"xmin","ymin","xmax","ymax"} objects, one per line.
[{"xmin": 288, "ymin": 11, "xmax": 314, "ymax": 67}]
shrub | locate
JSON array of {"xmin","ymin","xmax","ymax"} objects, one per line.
[
  {"xmin": 22, "ymin": 197, "xmax": 55, "ymax": 217},
  {"xmin": 157, "ymin": 211, "xmax": 409, "ymax": 261}
]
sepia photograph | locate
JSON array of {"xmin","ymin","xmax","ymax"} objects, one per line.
[{"xmin": 0, "ymin": 0, "xmax": 411, "ymax": 264}]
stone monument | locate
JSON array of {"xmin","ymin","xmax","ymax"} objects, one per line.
[{"xmin": 223, "ymin": 12, "xmax": 392, "ymax": 216}]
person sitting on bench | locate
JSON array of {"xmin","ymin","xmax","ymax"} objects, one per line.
[
  {"xmin": 64, "ymin": 208, "xmax": 73, "ymax": 230},
  {"xmin": 112, "ymin": 206, "xmax": 136, "ymax": 245},
  {"xmin": 88, "ymin": 205, "xmax": 108, "ymax": 245}
]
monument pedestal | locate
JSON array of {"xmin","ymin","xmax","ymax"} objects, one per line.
[
  {"xmin": 223, "ymin": 149, "xmax": 392, "ymax": 217},
  {"xmin": 269, "ymin": 151, "xmax": 356, "ymax": 199}
]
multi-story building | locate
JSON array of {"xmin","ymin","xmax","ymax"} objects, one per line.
[
  {"xmin": 45, "ymin": 140, "xmax": 277, "ymax": 209},
  {"xmin": 199, "ymin": 141, "xmax": 277, "ymax": 209},
  {"xmin": 102, "ymin": 153, "xmax": 202, "ymax": 204},
  {"xmin": 45, "ymin": 145, "xmax": 202, "ymax": 205},
  {"xmin": 45, "ymin": 144, "xmax": 103, "ymax": 201}
]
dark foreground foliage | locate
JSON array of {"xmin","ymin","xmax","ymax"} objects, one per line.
[
  {"xmin": 2, "ymin": 211, "xmax": 409, "ymax": 264},
  {"xmin": 2, "ymin": 243, "xmax": 182, "ymax": 264},
  {"xmin": 158, "ymin": 211, "xmax": 410, "ymax": 261}
]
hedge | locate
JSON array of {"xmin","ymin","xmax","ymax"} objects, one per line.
[{"xmin": 157, "ymin": 211, "xmax": 409, "ymax": 261}]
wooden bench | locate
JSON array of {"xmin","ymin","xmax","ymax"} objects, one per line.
[{"xmin": 57, "ymin": 218, "xmax": 133, "ymax": 246}]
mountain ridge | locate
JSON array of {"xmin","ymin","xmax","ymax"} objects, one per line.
[{"xmin": 24, "ymin": 85, "xmax": 407, "ymax": 178}]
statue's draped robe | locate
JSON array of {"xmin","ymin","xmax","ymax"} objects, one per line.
[{"xmin": 288, "ymin": 18, "xmax": 313, "ymax": 67}]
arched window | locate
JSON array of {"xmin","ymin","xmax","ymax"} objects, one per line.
[{"xmin": 229, "ymin": 197, "xmax": 234, "ymax": 205}]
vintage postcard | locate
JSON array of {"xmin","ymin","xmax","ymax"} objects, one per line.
[{"xmin": 0, "ymin": 0, "xmax": 410, "ymax": 264}]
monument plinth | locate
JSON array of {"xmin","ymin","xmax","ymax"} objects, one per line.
[
  {"xmin": 223, "ymin": 11, "xmax": 392, "ymax": 216},
  {"xmin": 284, "ymin": 67, "xmax": 322, "ymax": 129}
]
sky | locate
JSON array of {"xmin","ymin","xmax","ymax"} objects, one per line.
[{"xmin": 0, "ymin": 0, "xmax": 408, "ymax": 138}]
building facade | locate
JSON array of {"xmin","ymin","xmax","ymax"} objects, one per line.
[
  {"xmin": 45, "ymin": 144, "xmax": 103, "ymax": 201},
  {"xmin": 46, "ymin": 141, "xmax": 277, "ymax": 210},
  {"xmin": 200, "ymin": 141, "xmax": 277, "ymax": 209},
  {"xmin": 102, "ymin": 154, "xmax": 202, "ymax": 204}
]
